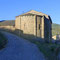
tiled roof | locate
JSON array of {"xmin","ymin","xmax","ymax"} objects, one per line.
[{"xmin": 20, "ymin": 10, "xmax": 49, "ymax": 19}]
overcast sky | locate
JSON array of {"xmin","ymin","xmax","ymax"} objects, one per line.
[{"xmin": 0, "ymin": 0, "xmax": 60, "ymax": 24}]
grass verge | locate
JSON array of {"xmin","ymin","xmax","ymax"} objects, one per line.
[
  {"xmin": 33, "ymin": 41, "xmax": 60, "ymax": 60},
  {"xmin": 0, "ymin": 32, "xmax": 7, "ymax": 50}
]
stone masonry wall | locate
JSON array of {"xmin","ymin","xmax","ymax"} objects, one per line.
[
  {"xmin": 15, "ymin": 15, "xmax": 36, "ymax": 38},
  {"xmin": 20, "ymin": 15, "xmax": 35, "ymax": 35}
]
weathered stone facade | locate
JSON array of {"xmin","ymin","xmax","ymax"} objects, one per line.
[{"xmin": 15, "ymin": 10, "xmax": 52, "ymax": 41}]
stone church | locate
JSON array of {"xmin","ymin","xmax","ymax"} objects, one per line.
[{"xmin": 15, "ymin": 10, "xmax": 52, "ymax": 41}]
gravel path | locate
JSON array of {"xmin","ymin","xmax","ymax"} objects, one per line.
[{"xmin": 0, "ymin": 32, "xmax": 45, "ymax": 60}]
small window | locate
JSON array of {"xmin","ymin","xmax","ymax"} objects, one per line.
[{"xmin": 39, "ymin": 24, "xmax": 40, "ymax": 30}]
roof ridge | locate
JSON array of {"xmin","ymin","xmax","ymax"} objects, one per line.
[{"xmin": 17, "ymin": 10, "xmax": 49, "ymax": 19}]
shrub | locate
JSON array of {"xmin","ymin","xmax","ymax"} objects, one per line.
[{"xmin": 0, "ymin": 32, "xmax": 7, "ymax": 50}]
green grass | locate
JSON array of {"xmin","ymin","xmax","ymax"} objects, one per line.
[
  {"xmin": 33, "ymin": 41, "xmax": 60, "ymax": 60},
  {"xmin": 52, "ymin": 23, "xmax": 60, "ymax": 36},
  {"xmin": 0, "ymin": 32, "xmax": 7, "ymax": 50}
]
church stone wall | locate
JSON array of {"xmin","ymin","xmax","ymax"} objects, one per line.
[
  {"xmin": 20, "ymin": 15, "xmax": 35, "ymax": 35},
  {"xmin": 15, "ymin": 15, "xmax": 36, "ymax": 38},
  {"xmin": 15, "ymin": 16, "xmax": 21, "ymax": 29},
  {"xmin": 15, "ymin": 14, "xmax": 52, "ymax": 41}
]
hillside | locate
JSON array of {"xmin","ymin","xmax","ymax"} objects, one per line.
[
  {"xmin": 0, "ymin": 20, "xmax": 15, "ymax": 26},
  {"xmin": 52, "ymin": 23, "xmax": 60, "ymax": 36}
]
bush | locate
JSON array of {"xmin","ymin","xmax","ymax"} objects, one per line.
[{"xmin": 0, "ymin": 32, "xmax": 7, "ymax": 50}]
